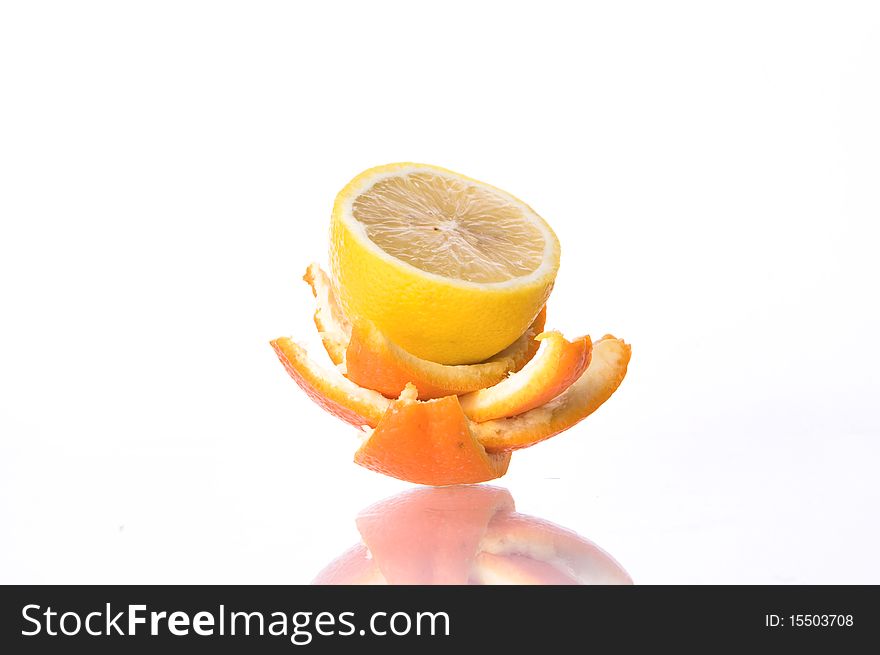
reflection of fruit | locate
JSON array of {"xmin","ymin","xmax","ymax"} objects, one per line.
[
  {"xmin": 345, "ymin": 310, "xmax": 546, "ymax": 400},
  {"xmin": 472, "ymin": 509, "xmax": 634, "ymax": 584},
  {"xmin": 354, "ymin": 385, "xmax": 512, "ymax": 486},
  {"xmin": 352, "ymin": 482, "xmax": 514, "ymax": 585},
  {"xmin": 473, "ymin": 552, "xmax": 581, "ymax": 584},
  {"xmin": 330, "ymin": 163, "xmax": 561, "ymax": 364},
  {"xmin": 313, "ymin": 485, "xmax": 632, "ymax": 585},
  {"xmin": 458, "ymin": 332, "xmax": 592, "ymax": 422},
  {"xmin": 312, "ymin": 543, "xmax": 384, "ymax": 585}
]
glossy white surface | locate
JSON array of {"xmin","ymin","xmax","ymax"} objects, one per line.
[{"xmin": 1, "ymin": 1, "xmax": 878, "ymax": 584}]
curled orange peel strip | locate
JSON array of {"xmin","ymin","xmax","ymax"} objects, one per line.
[
  {"xmin": 472, "ymin": 335, "xmax": 631, "ymax": 452},
  {"xmin": 270, "ymin": 337, "xmax": 388, "ymax": 428},
  {"xmin": 458, "ymin": 332, "xmax": 592, "ymax": 422}
]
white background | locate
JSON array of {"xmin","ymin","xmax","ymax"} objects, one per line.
[{"xmin": 2, "ymin": 1, "xmax": 878, "ymax": 584}]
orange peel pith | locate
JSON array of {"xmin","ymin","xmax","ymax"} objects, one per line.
[{"xmin": 303, "ymin": 263, "xmax": 351, "ymax": 366}]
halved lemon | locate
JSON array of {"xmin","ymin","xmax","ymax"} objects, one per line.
[{"xmin": 330, "ymin": 163, "xmax": 561, "ymax": 364}]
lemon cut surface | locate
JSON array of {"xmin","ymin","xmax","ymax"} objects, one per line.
[{"xmin": 330, "ymin": 163, "xmax": 560, "ymax": 364}]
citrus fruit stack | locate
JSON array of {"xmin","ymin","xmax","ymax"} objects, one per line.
[{"xmin": 271, "ymin": 163, "xmax": 630, "ymax": 486}]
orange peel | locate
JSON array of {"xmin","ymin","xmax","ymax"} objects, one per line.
[
  {"xmin": 271, "ymin": 334, "xmax": 630, "ymax": 460},
  {"xmin": 303, "ymin": 263, "xmax": 351, "ymax": 366},
  {"xmin": 354, "ymin": 385, "xmax": 512, "ymax": 486},
  {"xmin": 270, "ymin": 337, "xmax": 389, "ymax": 428},
  {"xmin": 458, "ymin": 332, "xmax": 592, "ymax": 422},
  {"xmin": 344, "ymin": 310, "xmax": 545, "ymax": 400},
  {"xmin": 472, "ymin": 335, "xmax": 631, "ymax": 452}
]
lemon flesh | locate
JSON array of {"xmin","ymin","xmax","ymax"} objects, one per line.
[
  {"xmin": 331, "ymin": 163, "xmax": 560, "ymax": 365},
  {"xmin": 352, "ymin": 173, "xmax": 547, "ymax": 284}
]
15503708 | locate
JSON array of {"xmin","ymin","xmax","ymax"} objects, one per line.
[{"xmin": 790, "ymin": 615, "xmax": 853, "ymax": 627}]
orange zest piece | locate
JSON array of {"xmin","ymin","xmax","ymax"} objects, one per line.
[
  {"xmin": 270, "ymin": 337, "xmax": 389, "ymax": 428},
  {"xmin": 471, "ymin": 335, "xmax": 631, "ymax": 452},
  {"xmin": 459, "ymin": 332, "xmax": 592, "ymax": 422},
  {"xmin": 354, "ymin": 386, "xmax": 512, "ymax": 486}
]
